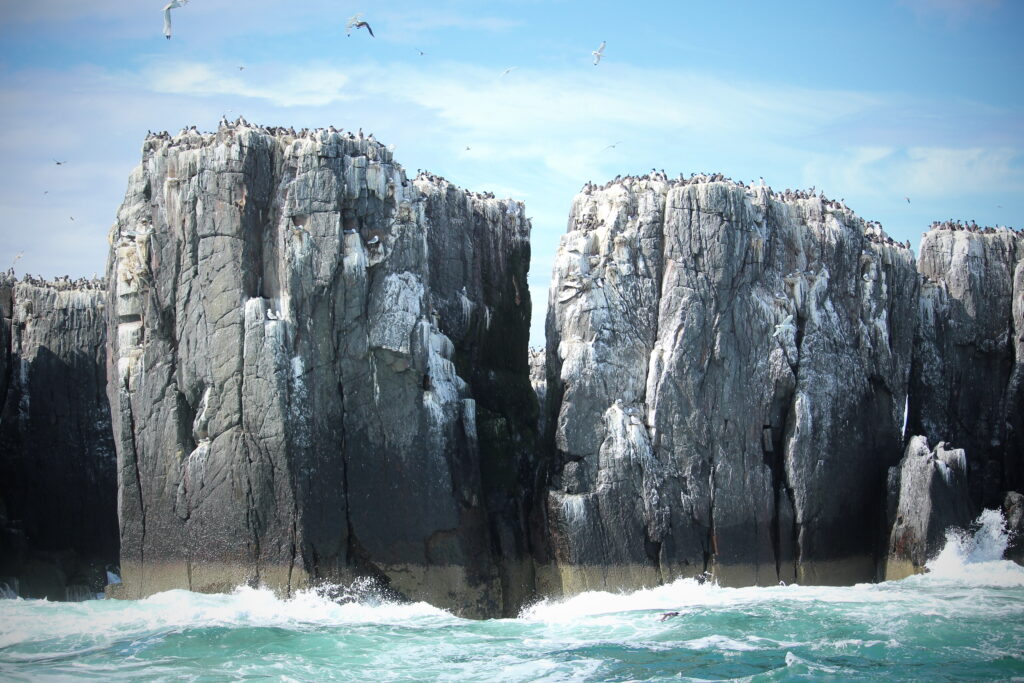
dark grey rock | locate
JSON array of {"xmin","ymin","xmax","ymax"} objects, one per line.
[
  {"xmin": 0, "ymin": 275, "xmax": 116, "ymax": 599},
  {"xmin": 540, "ymin": 177, "xmax": 918, "ymax": 593},
  {"xmin": 884, "ymin": 436, "xmax": 973, "ymax": 578},
  {"xmin": 105, "ymin": 125, "xmax": 533, "ymax": 616},
  {"xmin": 909, "ymin": 226, "xmax": 1023, "ymax": 508},
  {"xmin": 1004, "ymin": 491, "xmax": 1024, "ymax": 564}
]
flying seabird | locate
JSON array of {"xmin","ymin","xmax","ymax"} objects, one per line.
[
  {"xmin": 592, "ymin": 41, "xmax": 606, "ymax": 65},
  {"xmin": 238, "ymin": 65, "xmax": 245, "ymax": 71},
  {"xmin": 904, "ymin": 196, "xmax": 910, "ymax": 204},
  {"xmin": 602, "ymin": 141, "xmax": 623, "ymax": 151},
  {"xmin": 414, "ymin": 48, "xmax": 426, "ymax": 56},
  {"xmin": 53, "ymin": 159, "xmax": 66, "ymax": 166},
  {"xmin": 346, "ymin": 14, "xmax": 374, "ymax": 37},
  {"xmin": 659, "ymin": 611, "xmax": 680, "ymax": 622},
  {"xmin": 162, "ymin": 0, "xmax": 188, "ymax": 40},
  {"xmin": 500, "ymin": 66, "xmax": 517, "ymax": 78}
]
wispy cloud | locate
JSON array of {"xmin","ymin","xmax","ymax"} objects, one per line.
[
  {"xmin": 139, "ymin": 57, "xmax": 880, "ymax": 181},
  {"xmin": 3, "ymin": 49, "xmax": 1021, "ymax": 344},
  {"xmin": 139, "ymin": 62, "xmax": 357, "ymax": 108},
  {"xmin": 801, "ymin": 145, "xmax": 1024, "ymax": 201}
]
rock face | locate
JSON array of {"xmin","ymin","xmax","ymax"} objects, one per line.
[
  {"xmin": 0, "ymin": 275, "xmax": 116, "ymax": 599},
  {"xmin": 105, "ymin": 123, "xmax": 533, "ymax": 616},
  {"xmin": 1002, "ymin": 491, "xmax": 1024, "ymax": 564},
  {"xmin": 910, "ymin": 226, "xmax": 1023, "ymax": 508},
  {"xmin": 529, "ymin": 348, "xmax": 547, "ymax": 438},
  {"xmin": 885, "ymin": 436, "xmax": 973, "ymax": 579},
  {"xmin": 540, "ymin": 176, "xmax": 918, "ymax": 592}
]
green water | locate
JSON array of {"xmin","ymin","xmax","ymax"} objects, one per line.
[{"xmin": 3, "ymin": 521, "xmax": 1023, "ymax": 681}]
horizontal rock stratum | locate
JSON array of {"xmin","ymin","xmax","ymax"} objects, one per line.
[{"xmin": 105, "ymin": 123, "xmax": 536, "ymax": 616}]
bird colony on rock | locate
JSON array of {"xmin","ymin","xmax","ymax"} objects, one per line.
[{"xmin": 1, "ymin": 124, "xmax": 1021, "ymax": 614}]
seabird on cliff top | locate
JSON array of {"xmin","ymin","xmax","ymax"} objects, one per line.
[
  {"xmin": 162, "ymin": 0, "xmax": 188, "ymax": 40},
  {"xmin": 346, "ymin": 14, "xmax": 374, "ymax": 37},
  {"xmin": 592, "ymin": 41, "xmax": 606, "ymax": 65}
]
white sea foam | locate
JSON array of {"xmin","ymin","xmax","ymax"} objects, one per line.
[
  {"xmin": 519, "ymin": 510, "xmax": 1024, "ymax": 630},
  {"xmin": 0, "ymin": 583, "xmax": 456, "ymax": 649}
]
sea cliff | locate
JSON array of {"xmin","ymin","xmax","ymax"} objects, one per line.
[
  {"xmin": 0, "ymin": 275, "xmax": 116, "ymax": 599},
  {"xmin": 104, "ymin": 123, "xmax": 534, "ymax": 616},
  {"xmin": 4, "ymin": 125, "xmax": 1021, "ymax": 615}
]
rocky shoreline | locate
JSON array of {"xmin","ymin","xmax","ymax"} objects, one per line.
[{"xmin": 0, "ymin": 123, "xmax": 1020, "ymax": 615}]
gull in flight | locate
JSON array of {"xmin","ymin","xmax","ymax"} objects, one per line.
[
  {"xmin": 346, "ymin": 14, "xmax": 375, "ymax": 37},
  {"xmin": 162, "ymin": 0, "xmax": 188, "ymax": 40},
  {"xmin": 602, "ymin": 141, "xmax": 623, "ymax": 151},
  {"xmin": 53, "ymin": 159, "xmax": 66, "ymax": 166},
  {"xmin": 592, "ymin": 41, "xmax": 606, "ymax": 65},
  {"xmin": 905, "ymin": 196, "xmax": 910, "ymax": 204},
  {"xmin": 414, "ymin": 48, "xmax": 426, "ymax": 56},
  {"xmin": 500, "ymin": 66, "xmax": 517, "ymax": 78}
]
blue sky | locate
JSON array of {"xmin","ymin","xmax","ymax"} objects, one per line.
[{"xmin": 1, "ymin": 0, "xmax": 1021, "ymax": 344}]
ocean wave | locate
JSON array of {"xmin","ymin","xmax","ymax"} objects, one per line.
[
  {"xmin": 0, "ymin": 583, "xmax": 456, "ymax": 650},
  {"xmin": 912, "ymin": 509, "xmax": 1024, "ymax": 588}
]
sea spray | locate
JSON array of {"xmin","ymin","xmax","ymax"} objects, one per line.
[
  {"xmin": 1, "ymin": 520, "xmax": 1022, "ymax": 681},
  {"xmin": 922, "ymin": 509, "xmax": 1024, "ymax": 587}
]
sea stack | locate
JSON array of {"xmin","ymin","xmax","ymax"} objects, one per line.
[
  {"xmin": 539, "ymin": 176, "xmax": 918, "ymax": 592},
  {"xmin": 909, "ymin": 225, "xmax": 1023, "ymax": 509},
  {"xmin": 885, "ymin": 435, "xmax": 973, "ymax": 579},
  {"xmin": 105, "ymin": 124, "xmax": 535, "ymax": 617},
  {"xmin": 0, "ymin": 275, "xmax": 116, "ymax": 600}
]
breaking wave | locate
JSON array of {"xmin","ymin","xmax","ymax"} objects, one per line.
[{"xmin": 0, "ymin": 512, "xmax": 1021, "ymax": 681}]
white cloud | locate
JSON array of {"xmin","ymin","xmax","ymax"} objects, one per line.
[
  {"xmin": 2, "ymin": 50, "xmax": 1021, "ymax": 343},
  {"xmin": 140, "ymin": 62, "xmax": 357, "ymax": 108},
  {"xmin": 802, "ymin": 145, "xmax": 1024, "ymax": 200}
]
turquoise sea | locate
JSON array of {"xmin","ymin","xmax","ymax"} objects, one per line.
[{"xmin": 2, "ymin": 513, "xmax": 1022, "ymax": 682}]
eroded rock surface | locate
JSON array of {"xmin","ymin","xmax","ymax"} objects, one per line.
[
  {"xmin": 105, "ymin": 123, "xmax": 533, "ymax": 616},
  {"xmin": 541, "ymin": 175, "xmax": 918, "ymax": 592},
  {"xmin": 0, "ymin": 275, "xmax": 116, "ymax": 599},
  {"xmin": 885, "ymin": 436, "xmax": 973, "ymax": 578},
  {"xmin": 910, "ymin": 225, "xmax": 1023, "ymax": 508}
]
